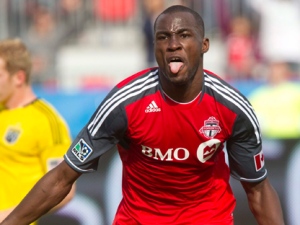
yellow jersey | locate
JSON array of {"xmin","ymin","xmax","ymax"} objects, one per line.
[{"xmin": 0, "ymin": 99, "xmax": 71, "ymax": 224}]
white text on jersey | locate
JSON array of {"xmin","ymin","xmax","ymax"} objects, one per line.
[{"xmin": 141, "ymin": 139, "xmax": 221, "ymax": 163}]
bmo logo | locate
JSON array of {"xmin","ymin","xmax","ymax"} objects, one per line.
[
  {"xmin": 141, "ymin": 139, "xmax": 221, "ymax": 163},
  {"xmin": 142, "ymin": 145, "xmax": 189, "ymax": 161},
  {"xmin": 197, "ymin": 139, "xmax": 221, "ymax": 163}
]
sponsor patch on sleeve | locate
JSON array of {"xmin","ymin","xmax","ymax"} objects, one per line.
[
  {"xmin": 254, "ymin": 151, "xmax": 265, "ymax": 171},
  {"xmin": 72, "ymin": 139, "xmax": 93, "ymax": 162}
]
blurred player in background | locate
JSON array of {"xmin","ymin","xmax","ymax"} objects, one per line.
[
  {"xmin": 249, "ymin": 61, "xmax": 300, "ymax": 139},
  {"xmin": 0, "ymin": 5, "xmax": 284, "ymax": 225},
  {"xmin": 0, "ymin": 39, "xmax": 75, "ymax": 224}
]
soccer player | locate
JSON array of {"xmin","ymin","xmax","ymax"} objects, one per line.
[
  {"xmin": 0, "ymin": 5, "xmax": 285, "ymax": 225},
  {"xmin": 0, "ymin": 39, "xmax": 75, "ymax": 225}
]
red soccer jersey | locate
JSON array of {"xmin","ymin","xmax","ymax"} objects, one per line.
[{"xmin": 65, "ymin": 68, "xmax": 266, "ymax": 225}]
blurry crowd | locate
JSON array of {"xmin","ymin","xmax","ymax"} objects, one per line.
[
  {"xmin": 3, "ymin": 0, "xmax": 87, "ymax": 85},
  {"xmin": 2, "ymin": 0, "xmax": 300, "ymax": 82}
]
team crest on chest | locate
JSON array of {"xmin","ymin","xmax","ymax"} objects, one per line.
[
  {"xmin": 199, "ymin": 116, "xmax": 221, "ymax": 138},
  {"xmin": 4, "ymin": 126, "xmax": 21, "ymax": 144}
]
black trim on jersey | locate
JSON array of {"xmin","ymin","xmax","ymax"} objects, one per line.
[
  {"xmin": 33, "ymin": 100, "xmax": 62, "ymax": 144},
  {"xmin": 88, "ymin": 69, "xmax": 160, "ymax": 137},
  {"xmin": 23, "ymin": 97, "xmax": 39, "ymax": 107},
  {"xmin": 203, "ymin": 72, "xmax": 261, "ymax": 144}
]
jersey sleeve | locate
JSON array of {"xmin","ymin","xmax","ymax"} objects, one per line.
[
  {"xmin": 36, "ymin": 101, "xmax": 72, "ymax": 173},
  {"xmin": 226, "ymin": 112, "xmax": 267, "ymax": 182},
  {"xmin": 39, "ymin": 117, "xmax": 72, "ymax": 172},
  {"xmin": 64, "ymin": 88, "xmax": 128, "ymax": 173}
]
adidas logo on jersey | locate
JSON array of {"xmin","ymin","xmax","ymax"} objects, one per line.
[{"xmin": 145, "ymin": 100, "xmax": 161, "ymax": 113}]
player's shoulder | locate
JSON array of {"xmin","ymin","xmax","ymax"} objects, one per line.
[
  {"xmin": 30, "ymin": 98, "xmax": 66, "ymax": 123},
  {"xmin": 203, "ymin": 69, "xmax": 255, "ymax": 116},
  {"xmin": 116, "ymin": 67, "xmax": 159, "ymax": 89},
  {"xmin": 96, "ymin": 67, "xmax": 160, "ymax": 116},
  {"xmin": 30, "ymin": 99, "xmax": 71, "ymax": 144},
  {"xmin": 203, "ymin": 69, "xmax": 245, "ymax": 98},
  {"xmin": 31, "ymin": 98, "xmax": 59, "ymax": 114},
  {"xmin": 204, "ymin": 69, "xmax": 236, "ymax": 88}
]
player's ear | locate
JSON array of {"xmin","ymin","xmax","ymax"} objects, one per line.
[
  {"xmin": 12, "ymin": 70, "xmax": 27, "ymax": 86},
  {"xmin": 201, "ymin": 38, "xmax": 209, "ymax": 53}
]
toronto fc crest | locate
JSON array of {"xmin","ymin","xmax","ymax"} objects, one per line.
[{"xmin": 199, "ymin": 116, "xmax": 221, "ymax": 138}]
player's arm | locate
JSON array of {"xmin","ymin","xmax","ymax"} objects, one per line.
[
  {"xmin": 49, "ymin": 177, "xmax": 76, "ymax": 212},
  {"xmin": 45, "ymin": 159, "xmax": 77, "ymax": 213},
  {"xmin": 0, "ymin": 161, "xmax": 81, "ymax": 225},
  {"xmin": 0, "ymin": 184, "xmax": 76, "ymax": 223},
  {"xmin": 241, "ymin": 178, "xmax": 285, "ymax": 225}
]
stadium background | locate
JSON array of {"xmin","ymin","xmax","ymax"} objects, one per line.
[{"xmin": 1, "ymin": 0, "xmax": 300, "ymax": 224}]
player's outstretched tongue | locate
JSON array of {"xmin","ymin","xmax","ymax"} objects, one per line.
[{"xmin": 169, "ymin": 62, "xmax": 183, "ymax": 73}]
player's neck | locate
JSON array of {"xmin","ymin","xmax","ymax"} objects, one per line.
[
  {"xmin": 5, "ymin": 85, "xmax": 37, "ymax": 109},
  {"xmin": 160, "ymin": 72, "xmax": 203, "ymax": 103}
]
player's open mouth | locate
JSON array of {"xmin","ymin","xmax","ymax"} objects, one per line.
[{"xmin": 168, "ymin": 57, "xmax": 184, "ymax": 74}]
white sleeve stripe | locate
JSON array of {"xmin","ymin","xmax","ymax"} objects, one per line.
[
  {"xmin": 239, "ymin": 170, "xmax": 267, "ymax": 182},
  {"xmin": 64, "ymin": 154, "xmax": 95, "ymax": 172},
  {"xmin": 88, "ymin": 70, "xmax": 158, "ymax": 133},
  {"xmin": 204, "ymin": 78, "xmax": 260, "ymax": 144},
  {"xmin": 88, "ymin": 69, "xmax": 158, "ymax": 130},
  {"xmin": 205, "ymin": 79, "xmax": 260, "ymax": 130},
  {"xmin": 90, "ymin": 81, "xmax": 159, "ymax": 136},
  {"xmin": 204, "ymin": 74, "xmax": 260, "ymax": 128}
]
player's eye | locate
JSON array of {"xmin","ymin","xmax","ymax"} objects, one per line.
[
  {"xmin": 156, "ymin": 35, "xmax": 167, "ymax": 40},
  {"xmin": 180, "ymin": 33, "xmax": 190, "ymax": 38}
]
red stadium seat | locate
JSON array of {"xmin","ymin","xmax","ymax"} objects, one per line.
[{"xmin": 94, "ymin": 0, "xmax": 136, "ymax": 22}]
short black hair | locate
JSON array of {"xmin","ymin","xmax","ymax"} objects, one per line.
[{"xmin": 154, "ymin": 5, "xmax": 205, "ymax": 36}]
